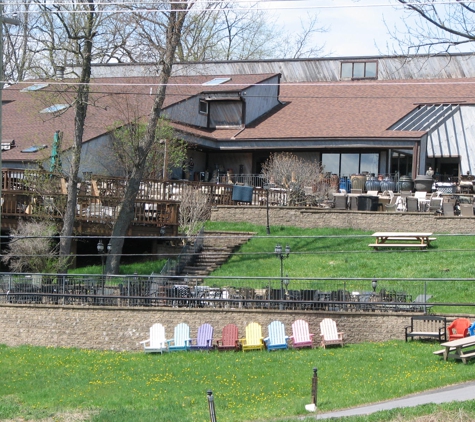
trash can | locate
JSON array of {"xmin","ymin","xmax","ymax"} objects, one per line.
[
  {"xmin": 357, "ymin": 195, "xmax": 379, "ymax": 211},
  {"xmin": 232, "ymin": 185, "xmax": 253, "ymax": 203}
]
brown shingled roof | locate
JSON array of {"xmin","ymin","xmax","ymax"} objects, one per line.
[
  {"xmin": 1, "ymin": 73, "xmax": 277, "ymax": 163},
  {"xmin": 3, "ymin": 75, "xmax": 475, "ymax": 163}
]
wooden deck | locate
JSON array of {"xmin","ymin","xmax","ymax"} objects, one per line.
[{"xmin": 1, "ymin": 169, "xmax": 184, "ymax": 236}]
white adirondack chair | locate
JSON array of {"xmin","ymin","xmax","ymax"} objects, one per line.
[
  {"xmin": 140, "ymin": 323, "xmax": 169, "ymax": 354},
  {"xmin": 319, "ymin": 318, "xmax": 344, "ymax": 348}
]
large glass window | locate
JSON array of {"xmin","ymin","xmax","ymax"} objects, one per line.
[
  {"xmin": 321, "ymin": 153, "xmax": 340, "ymax": 175},
  {"xmin": 360, "ymin": 153, "xmax": 379, "ymax": 175},
  {"xmin": 341, "ymin": 153, "xmax": 359, "ymax": 175},
  {"xmin": 322, "ymin": 152, "xmax": 380, "ymax": 176}
]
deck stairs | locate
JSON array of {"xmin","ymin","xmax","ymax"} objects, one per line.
[{"xmin": 177, "ymin": 231, "xmax": 254, "ymax": 284}]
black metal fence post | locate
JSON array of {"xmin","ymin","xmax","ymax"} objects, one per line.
[{"xmin": 207, "ymin": 390, "xmax": 217, "ymax": 422}]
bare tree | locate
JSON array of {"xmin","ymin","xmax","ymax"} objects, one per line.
[
  {"xmin": 1, "ymin": 220, "xmax": 66, "ymax": 273},
  {"xmin": 178, "ymin": 185, "xmax": 211, "ymax": 244},
  {"xmin": 388, "ymin": 1, "xmax": 475, "ymax": 54},
  {"xmin": 106, "ymin": 0, "xmax": 192, "ymax": 275},
  {"xmin": 108, "ymin": 101, "xmax": 187, "ymax": 180},
  {"xmin": 261, "ymin": 152, "xmax": 330, "ymax": 206},
  {"xmin": 276, "ymin": 12, "xmax": 328, "ymax": 59}
]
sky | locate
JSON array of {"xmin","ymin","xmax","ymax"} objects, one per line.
[{"xmin": 262, "ymin": 0, "xmax": 409, "ymax": 57}]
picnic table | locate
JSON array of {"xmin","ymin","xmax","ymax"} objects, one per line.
[
  {"xmin": 369, "ymin": 232, "xmax": 435, "ymax": 250},
  {"xmin": 434, "ymin": 336, "xmax": 475, "ymax": 364}
]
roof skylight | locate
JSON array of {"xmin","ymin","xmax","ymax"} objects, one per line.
[
  {"xmin": 40, "ymin": 104, "xmax": 69, "ymax": 114},
  {"xmin": 21, "ymin": 145, "xmax": 48, "ymax": 153},
  {"xmin": 21, "ymin": 83, "xmax": 49, "ymax": 92},
  {"xmin": 202, "ymin": 77, "xmax": 231, "ymax": 86}
]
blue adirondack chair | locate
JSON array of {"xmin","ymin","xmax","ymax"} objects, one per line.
[
  {"xmin": 189, "ymin": 323, "xmax": 214, "ymax": 351},
  {"xmin": 470, "ymin": 321, "xmax": 475, "ymax": 336},
  {"xmin": 264, "ymin": 320, "xmax": 289, "ymax": 351},
  {"xmin": 167, "ymin": 323, "xmax": 191, "ymax": 351},
  {"xmin": 140, "ymin": 323, "xmax": 168, "ymax": 354}
]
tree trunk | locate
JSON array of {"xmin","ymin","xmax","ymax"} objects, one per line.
[
  {"xmin": 107, "ymin": 2, "xmax": 189, "ymax": 274},
  {"xmin": 58, "ymin": 3, "xmax": 95, "ymax": 271}
]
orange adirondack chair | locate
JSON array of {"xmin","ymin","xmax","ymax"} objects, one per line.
[
  {"xmin": 215, "ymin": 324, "xmax": 239, "ymax": 351},
  {"xmin": 239, "ymin": 322, "xmax": 264, "ymax": 352},
  {"xmin": 448, "ymin": 318, "xmax": 472, "ymax": 341},
  {"xmin": 289, "ymin": 319, "xmax": 314, "ymax": 349}
]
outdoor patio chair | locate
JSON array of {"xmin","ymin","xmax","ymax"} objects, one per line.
[
  {"xmin": 189, "ymin": 323, "xmax": 214, "ymax": 351},
  {"xmin": 406, "ymin": 196, "xmax": 419, "ymax": 212},
  {"xmin": 469, "ymin": 321, "xmax": 475, "ymax": 336},
  {"xmin": 289, "ymin": 319, "xmax": 314, "ymax": 349},
  {"xmin": 333, "ymin": 193, "xmax": 347, "ymax": 210},
  {"xmin": 442, "ymin": 202, "xmax": 455, "ymax": 216},
  {"xmin": 140, "ymin": 323, "xmax": 169, "ymax": 354},
  {"xmin": 264, "ymin": 321, "xmax": 289, "ymax": 352},
  {"xmin": 239, "ymin": 322, "xmax": 265, "ymax": 352},
  {"xmin": 459, "ymin": 203, "xmax": 473, "ymax": 217},
  {"xmin": 167, "ymin": 322, "xmax": 191, "ymax": 351},
  {"xmin": 448, "ymin": 318, "xmax": 472, "ymax": 341},
  {"xmin": 428, "ymin": 197, "xmax": 443, "ymax": 214},
  {"xmin": 320, "ymin": 318, "xmax": 344, "ymax": 348},
  {"xmin": 215, "ymin": 324, "xmax": 239, "ymax": 351}
]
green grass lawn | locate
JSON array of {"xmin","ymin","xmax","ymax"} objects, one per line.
[
  {"xmin": 6, "ymin": 223, "xmax": 475, "ymax": 421},
  {"xmin": 1, "ymin": 341, "xmax": 474, "ymax": 422},
  {"xmin": 204, "ymin": 222, "xmax": 475, "ymax": 315}
]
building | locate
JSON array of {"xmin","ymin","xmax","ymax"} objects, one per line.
[{"xmin": 4, "ymin": 53, "xmax": 475, "ymax": 182}]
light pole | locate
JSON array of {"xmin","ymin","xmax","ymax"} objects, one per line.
[
  {"xmin": 372, "ymin": 279, "xmax": 378, "ymax": 293},
  {"xmin": 264, "ymin": 182, "xmax": 272, "ymax": 235},
  {"xmin": 275, "ymin": 244, "xmax": 290, "ymax": 310},
  {"xmin": 0, "ymin": 7, "xmax": 21, "ymax": 245},
  {"xmin": 97, "ymin": 240, "xmax": 111, "ymax": 282}
]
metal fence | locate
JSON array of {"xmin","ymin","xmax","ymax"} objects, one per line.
[{"xmin": 1, "ymin": 273, "xmax": 470, "ymax": 314}]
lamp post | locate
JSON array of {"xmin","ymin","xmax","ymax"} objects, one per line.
[
  {"xmin": 264, "ymin": 183, "xmax": 271, "ymax": 235},
  {"xmin": 0, "ymin": 7, "xmax": 21, "ymax": 243},
  {"xmin": 275, "ymin": 244, "xmax": 290, "ymax": 310},
  {"xmin": 372, "ymin": 279, "xmax": 378, "ymax": 293},
  {"xmin": 97, "ymin": 239, "xmax": 111, "ymax": 278}
]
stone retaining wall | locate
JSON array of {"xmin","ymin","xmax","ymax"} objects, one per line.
[
  {"xmin": 211, "ymin": 206, "xmax": 475, "ymax": 233},
  {"xmin": 0, "ymin": 304, "xmax": 448, "ymax": 352}
]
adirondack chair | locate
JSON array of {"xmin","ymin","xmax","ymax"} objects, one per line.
[
  {"xmin": 167, "ymin": 322, "xmax": 191, "ymax": 351},
  {"xmin": 239, "ymin": 322, "xmax": 265, "ymax": 352},
  {"xmin": 264, "ymin": 320, "xmax": 289, "ymax": 351},
  {"xmin": 320, "ymin": 318, "xmax": 344, "ymax": 348},
  {"xmin": 289, "ymin": 319, "xmax": 314, "ymax": 349},
  {"xmin": 189, "ymin": 323, "xmax": 214, "ymax": 351},
  {"xmin": 469, "ymin": 321, "xmax": 475, "ymax": 336},
  {"xmin": 215, "ymin": 324, "xmax": 239, "ymax": 351},
  {"xmin": 447, "ymin": 318, "xmax": 472, "ymax": 341},
  {"xmin": 140, "ymin": 323, "xmax": 168, "ymax": 354}
]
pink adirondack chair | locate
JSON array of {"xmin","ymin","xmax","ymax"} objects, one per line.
[{"xmin": 289, "ymin": 319, "xmax": 314, "ymax": 349}]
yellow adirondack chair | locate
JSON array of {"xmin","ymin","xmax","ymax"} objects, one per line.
[
  {"xmin": 320, "ymin": 318, "xmax": 344, "ymax": 348},
  {"xmin": 239, "ymin": 322, "xmax": 264, "ymax": 352}
]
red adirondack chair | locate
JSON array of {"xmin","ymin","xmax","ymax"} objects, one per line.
[
  {"xmin": 215, "ymin": 324, "xmax": 239, "ymax": 351},
  {"xmin": 448, "ymin": 318, "xmax": 472, "ymax": 341},
  {"xmin": 289, "ymin": 319, "xmax": 314, "ymax": 349}
]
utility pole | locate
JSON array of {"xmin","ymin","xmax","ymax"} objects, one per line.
[{"xmin": 0, "ymin": 3, "xmax": 21, "ymax": 243}]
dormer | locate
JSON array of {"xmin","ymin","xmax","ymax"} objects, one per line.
[{"xmin": 163, "ymin": 74, "xmax": 281, "ymax": 130}]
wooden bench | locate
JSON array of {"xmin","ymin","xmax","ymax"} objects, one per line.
[
  {"xmin": 369, "ymin": 243, "xmax": 428, "ymax": 249},
  {"xmin": 405, "ymin": 315, "xmax": 447, "ymax": 342}
]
